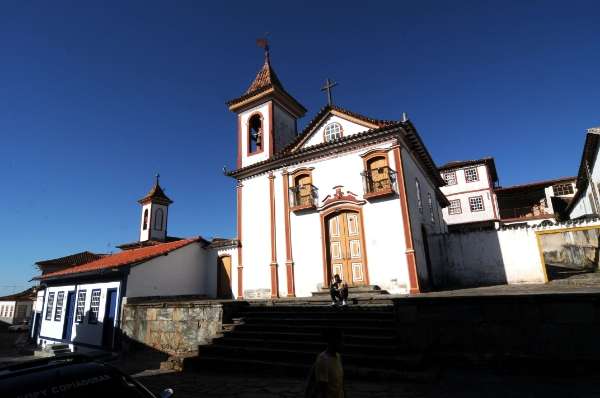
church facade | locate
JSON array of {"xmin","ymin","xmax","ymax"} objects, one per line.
[{"xmin": 226, "ymin": 50, "xmax": 449, "ymax": 298}]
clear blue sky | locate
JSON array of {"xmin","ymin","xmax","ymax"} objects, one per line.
[{"xmin": 1, "ymin": 1, "xmax": 599, "ymax": 295}]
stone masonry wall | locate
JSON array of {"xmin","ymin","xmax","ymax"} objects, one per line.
[
  {"xmin": 393, "ymin": 293, "xmax": 600, "ymax": 362},
  {"xmin": 121, "ymin": 301, "xmax": 223, "ymax": 356}
]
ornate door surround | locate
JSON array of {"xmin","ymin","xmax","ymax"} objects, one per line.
[{"xmin": 321, "ymin": 206, "xmax": 370, "ymax": 287}]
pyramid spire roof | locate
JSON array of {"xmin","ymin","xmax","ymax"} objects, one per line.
[
  {"xmin": 227, "ymin": 48, "xmax": 306, "ymax": 117},
  {"xmin": 138, "ymin": 174, "xmax": 173, "ymax": 205}
]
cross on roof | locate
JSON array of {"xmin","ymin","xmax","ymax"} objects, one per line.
[{"xmin": 321, "ymin": 78, "xmax": 338, "ymax": 106}]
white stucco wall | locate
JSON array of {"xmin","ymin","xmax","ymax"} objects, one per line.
[
  {"xmin": 430, "ymin": 226, "xmax": 546, "ymax": 287},
  {"xmin": 127, "ymin": 242, "xmax": 210, "ymax": 298},
  {"xmin": 442, "ymin": 190, "xmax": 497, "ymax": 225},
  {"xmin": 401, "ymin": 146, "xmax": 447, "ymax": 289},
  {"xmin": 273, "ymin": 103, "xmax": 297, "ymax": 153},
  {"xmin": 239, "ymin": 102, "xmax": 272, "ymax": 168},
  {"xmin": 570, "ymin": 150, "xmax": 600, "ymax": 219},
  {"xmin": 239, "ymin": 175, "xmax": 272, "ymax": 298},
  {"xmin": 0, "ymin": 301, "xmax": 15, "ymax": 324},
  {"xmin": 440, "ymin": 164, "xmax": 498, "ymax": 225},
  {"xmin": 38, "ymin": 281, "xmax": 121, "ymax": 349},
  {"xmin": 302, "ymin": 115, "xmax": 373, "ymax": 148}
]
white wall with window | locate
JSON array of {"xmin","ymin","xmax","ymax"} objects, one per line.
[
  {"xmin": 38, "ymin": 281, "xmax": 121, "ymax": 349},
  {"xmin": 303, "ymin": 115, "xmax": 375, "ymax": 147},
  {"xmin": 441, "ymin": 190, "xmax": 497, "ymax": 225},
  {"xmin": 440, "ymin": 163, "xmax": 498, "ymax": 225}
]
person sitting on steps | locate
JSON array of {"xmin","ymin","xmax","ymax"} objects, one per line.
[{"xmin": 330, "ymin": 274, "xmax": 348, "ymax": 306}]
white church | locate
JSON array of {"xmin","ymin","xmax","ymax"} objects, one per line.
[{"xmin": 225, "ymin": 47, "xmax": 448, "ymax": 298}]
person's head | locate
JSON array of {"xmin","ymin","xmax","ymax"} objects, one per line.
[
  {"xmin": 333, "ymin": 274, "xmax": 341, "ymax": 283},
  {"xmin": 323, "ymin": 327, "xmax": 343, "ymax": 354}
]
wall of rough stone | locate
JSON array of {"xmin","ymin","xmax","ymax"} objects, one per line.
[
  {"xmin": 393, "ymin": 293, "xmax": 600, "ymax": 361},
  {"xmin": 121, "ymin": 301, "xmax": 223, "ymax": 356}
]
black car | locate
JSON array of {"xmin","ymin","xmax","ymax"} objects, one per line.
[{"xmin": 0, "ymin": 354, "xmax": 173, "ymax": 398}]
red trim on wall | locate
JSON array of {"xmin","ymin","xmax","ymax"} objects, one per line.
[
  {"xmin": 393, "ymin": 146, "xmax": 420, "ymax": 294},
  {"xmin": 237, "ymin": 115, "xmax": 242, "ymax": 169},
  {"xmin": 282, "ymin": 170, "xmax": 295, "ymax": 297},
  {"xmin": 236, "ymin": 183, "xmax": 244, "ymax": 298},
  {"xmin": 269, "ymin": 173, "xmax": 279, "ymax": 298}
]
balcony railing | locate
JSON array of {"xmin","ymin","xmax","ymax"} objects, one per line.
[
  {"xmin": 499, "ymin": 205, "xmax": 553, "ymax": 220},
  {"xmin": 361, "ymin": 167, "xmax": 397, "ymax": 199},
  {"xmin": 289, "ymin": 184, "xmax": 318, "ymax": 211}
]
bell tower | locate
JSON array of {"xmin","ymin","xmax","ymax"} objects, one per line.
[
  {"xmin": 138, "ymin": 174, "xmax": 172, "ymax": 242},
  {"xmin": 227, "ymin": 42, "xmax": 307, "ymax": 169}
]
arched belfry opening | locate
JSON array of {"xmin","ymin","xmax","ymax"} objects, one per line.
[{"xmin": 248, "ymin": 114, "xmax": 263, "ymax": 153}]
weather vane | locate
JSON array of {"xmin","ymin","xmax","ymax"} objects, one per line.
[{"xmin": 256, "ymin": 32, "xmax": 270, "ymax": 60}]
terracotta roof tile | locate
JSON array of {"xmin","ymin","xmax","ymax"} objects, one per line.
[
  {"xmin": 35, "ymin": 251, "xmax": 104, "ymax": 267},
  {"xmin": 283, "ymin": 105, "xmax": 396, "ymax": 154},
  {"xmin": 245, "ymin": 56, "xmax": 284, "ymax": 94},
  {"xmin": 37, "ymin": 238, "xmax": 200, "ymax": 280},
  {"xmin": 138, "ymin": 180, "xmax": 173, "ymax": 205}
]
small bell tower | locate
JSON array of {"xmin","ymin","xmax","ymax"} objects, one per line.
[
  {"xmin": 227, "ymin": 40, "xmax": 307, "ymax": 169},
  {"xmin": 138, "ymin": 174, "xmax": 172, "ymax": 242}
]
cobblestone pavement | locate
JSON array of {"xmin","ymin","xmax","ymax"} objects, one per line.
[
  {"xmin": 131, "ymin": 366, "xmax": 600, "ymax": 398},
  {"xmin": 134, "ymin": 369, "xmax": 428, "ymax": 398}
]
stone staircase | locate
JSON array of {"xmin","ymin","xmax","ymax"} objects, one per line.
[{"xmin": 185, "ymin": 303, "xmax": 438, "ymax": 381}]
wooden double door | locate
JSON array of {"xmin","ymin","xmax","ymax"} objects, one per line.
[{"xmin": 325, "ymin": 210, "xmax": 367, "ymax": 286}]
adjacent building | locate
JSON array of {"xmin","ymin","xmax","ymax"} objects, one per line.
[
  {"xmin": 0, "ymin": 287, "xmax": 36, "ymax": 325},
  {"xmin": 32, "ymin": 179, "xmax": 237, "ymax": 351},
  {"xmin": 568, "ymin": 127, "xmax": 600, "ymax": 219},
  {"xmin": 496, "ymin": 177, "xmax": 577, "ymax": 224},
  {"xmin": 438, "ymin": 158, "xmax": 500, "ymax": 229}
]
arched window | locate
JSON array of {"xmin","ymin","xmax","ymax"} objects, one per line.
[
  {"xmin": 366, "ymin": 156, "xmax": 390, "ymax": 192},
  {"xmin": 154, "ymin": 208, "xmax": 164, "ymax": 231},
  {"xmin": 143, "ymin": 209, "xmax": 148, "ymax": 230},
  {"xmin": 294, "ymin": 173, "xmax": 313, "ymax": 206},
  {"xmin": 323, "ymin": 122, "xmax": 342, "ymax": 142},
  {"xmin": 248, "ymin": 114, "xmax": 263, "ymax": 153}
]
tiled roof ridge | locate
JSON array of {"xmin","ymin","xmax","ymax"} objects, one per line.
[
  {"xmin": 35, "ymin": 251, "xmax": 104, "ymax": 266},
  {"xmin": 37, "ymin": 238, "xmax": 201, "ymax": 280},
  {"xmin": 282, "ymin": 105, "xmax": 397, "ymax": 154},
  {"xmin": 438, "ymin": 157, "xmax": 495, "ymax": 170},
  {"xmin": 495, "ymin": 176, "xmax": 577, "ymax": 191},
  {"xmin": 227, "ymin": 121, "xmax": 404, "ymax": 177}
]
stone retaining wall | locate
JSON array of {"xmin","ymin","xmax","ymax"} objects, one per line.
[
  {"xmin": 121, "ymin": 301, "xmax": 223, "ymax": 355},
  {"xmin": 393, "ymin": 293, "xmax": 600, "ymax": 361}
]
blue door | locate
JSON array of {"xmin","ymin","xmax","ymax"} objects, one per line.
[
  {"xmin": 102, "ymin": 289, "xmax": 118, "ymax": 349},
  {"xmin": 62, "ymin": 292, "xmax": 76, "ymax": 341}
]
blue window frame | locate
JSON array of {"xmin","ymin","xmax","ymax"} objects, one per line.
[{"xmin": 45, "ymin": 293, "xmax": 55, "ymax": 321}]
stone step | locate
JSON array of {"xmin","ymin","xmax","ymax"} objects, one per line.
[
  {"xmin": 223, "ymin": 330, "xmax": 396, "ymax": 345},
  {"xmin": 212, "ymin": 336, "xmax": 400, "ymax": 356},
  {"xmin": 312, "ymin": 285, "xmax": 390, "ymax": 297},
  {"xmin": 245, "ymin": 296, "xmax": 396, "ymax": 306},
  {"xmin": 234, "ymin": 322, "xmax": 396, "ymax": 336},
  {"xmin": 238, "ymin": 309, "xmax": 393, "ymax": 319},
  {"xmin": 199, "ymin": 344, "xmax": 424, "ymax": 370},
  {"xmin": 241, "ymin": 317, "xmax": 394, "ymax": 328},
  {"xmin": 185, "ymin": 355, "xmax": 437, "ymax": 382}
]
